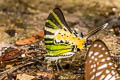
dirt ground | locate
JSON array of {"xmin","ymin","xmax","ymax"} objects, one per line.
[{"xmin": 0, "ymin": 0, "xmax": 120, "ymax": 80}]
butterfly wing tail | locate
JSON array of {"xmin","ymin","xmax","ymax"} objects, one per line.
[{"xmin": 85, "ymin": 23, "xmax": 109, "ymax": 40}]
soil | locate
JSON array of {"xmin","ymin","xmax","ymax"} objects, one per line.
[{"xmin": 0, "ymin": 0, "xmax": 120, "ymax": 80}]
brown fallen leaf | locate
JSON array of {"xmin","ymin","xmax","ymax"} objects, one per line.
[
  {"xmin": 0, "ymin": 49, "xmax": 21, "ymax": 62},
  {"xmin": 16, "ymin": 73, "xmax": 35, "ymax": 80},
  {"xmin": 5, "ymin": 64, "xmax": 13, "ymax": 69},
  {"xmin": 36, "ymin": 71, "xmax": 59, "ymax": 80},
  {"xmin": 15, "ymin": 30, "xmax": 44, "ymax": 45}
]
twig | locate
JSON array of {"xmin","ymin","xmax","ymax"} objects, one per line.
[{"xmin": 0, "ymin": 61, "xmax": 35, "ymax": 80}]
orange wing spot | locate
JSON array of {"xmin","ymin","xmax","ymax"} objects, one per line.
[
  {"xmin": 67, "ymin": 34, "xmax": 75, "ymax": 40},
  {"xmin": 62, "ymin": 35, "xmax": 67, "ymax": 41},
  {"xmin": 55, "ymin": 34, "xmax": 61, "ymax": 41},
  {"xmin": 78, "ymin": 44, "xmax": 84, "ymax": 49},
  {"xmin": 74, "ymin": 37, "xmax": 79, "ymax": 41},
  {"xmin": 77, "ymin": 39, "xmax": 85, "ymax": 49}
]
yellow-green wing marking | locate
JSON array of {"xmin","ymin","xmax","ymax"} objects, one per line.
[{"xmin": 45, "ymin": 8, "xmax": 75, "ymax": 60}]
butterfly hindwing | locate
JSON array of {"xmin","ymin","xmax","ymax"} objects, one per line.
[{"xmin": 85, "ymin": 39, "xmax": 120, "ymax": 80}]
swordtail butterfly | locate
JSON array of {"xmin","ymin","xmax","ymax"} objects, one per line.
[{"xmin": 44, "ymin": 8, "xmax": 109, "ymax": 61}]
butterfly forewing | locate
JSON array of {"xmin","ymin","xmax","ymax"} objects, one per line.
[{"xmin": 85, "ymin": 39, "xmax": 120, "ymax": 80}]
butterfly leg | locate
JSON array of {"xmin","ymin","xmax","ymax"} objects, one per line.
[
  {"xmin": 58, "ymin": 60, "xmax": 64, "ymax": 71},
  {"xmin": 55, "ymin": 60, "xmax": 60, "ymax": 72},
  {"xmin": 46, "ymin": 62, "xmax": 49, "ymax": 71},
  {"xmin": 71, "ymin": 52, "xmax": 77, "ymax": 62}
]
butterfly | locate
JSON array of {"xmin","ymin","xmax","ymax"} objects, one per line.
[
  {"xmin": 44, "ymin": 8, "xmax": 109, "ymax": 62},
  {"xmin": 85, "ymin": 39, "xmax": 120, "ymax": 80}
]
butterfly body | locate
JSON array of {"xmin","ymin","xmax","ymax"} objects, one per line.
[{"xmin": 85, "ymin": 40, "xmax": 120, "ymax": 80}]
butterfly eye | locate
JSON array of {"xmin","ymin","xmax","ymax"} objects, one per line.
[{"xmin": 85, "ymin": 39, "xmax": 120, "ymax": 80}]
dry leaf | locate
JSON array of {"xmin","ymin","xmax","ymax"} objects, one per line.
[
  {"xmin": 16, "ymin": 73, "xmax": 35, "ymax": 80},
  {"xmin": 15, "ymin": 31, "xmax": 44, "ymax": 45}
]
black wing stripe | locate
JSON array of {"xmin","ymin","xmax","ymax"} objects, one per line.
[
  {"xmin": 45, "ymin": 43, "xmax": 54, "ymax": 45},
  {"xmin": 46, "ymin": 48, "xmax": 71, "ymax": 51},
  {"xmin": 45, "ymin": 38, "xmax": 53, "ymax": 41},
  {"xmin": 45, "ymin": 30, "xmax": 54, "ymax": 35},
  {"xmin": 54, "ymin": 8, "xmax": 72, "ymax": 33},
  {"xmin": 47, "ymin": 12, "xmax": 60, "ymax": 28},
  {"xmin": 45, "ymin": 22, "xmax": 55, "ymax": 29}
]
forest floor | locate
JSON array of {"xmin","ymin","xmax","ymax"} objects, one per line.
[{"xmin": 0, "ymin": 0, "xmax": 120, "ymax": 80}]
